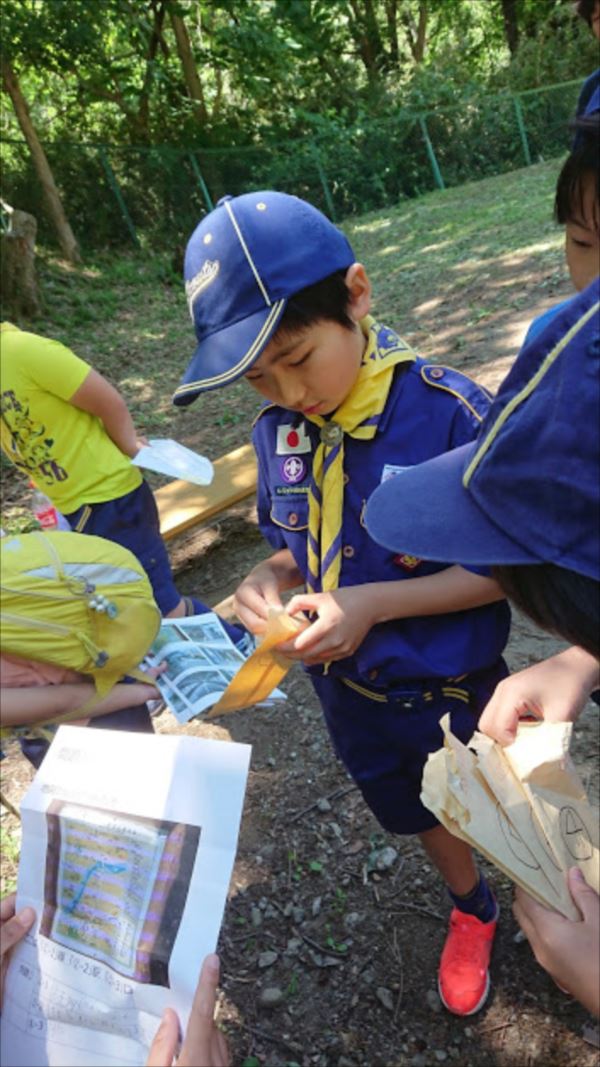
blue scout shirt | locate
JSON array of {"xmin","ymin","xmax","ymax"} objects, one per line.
[
  {"xmin": 253, "ymin": 352, "xmax": 510, "ymax": 685},
  {"xmin": 523, "ymin": 297, "xmax": 574, "ymax": 346}
]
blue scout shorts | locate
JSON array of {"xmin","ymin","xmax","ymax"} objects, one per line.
[
  {"xmin": 311, "ymin": 658, "xmax": 508, "ymax": 835},
  {"xmin": 64, "ymin": 481, "xmax": 180, "ymax": 616}
]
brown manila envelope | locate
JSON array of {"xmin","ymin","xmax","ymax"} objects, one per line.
[
  {"xmin": 208, "ymin": 607, "xmax": 308, "ymax": 716},
  {"xmin": 421, "ymin": 716, "xmax": 599, "ymax": 920}
]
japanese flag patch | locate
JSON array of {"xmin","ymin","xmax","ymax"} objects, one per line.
[{"xmin": 276, "ymin": 422, "xmax": 311, "ymax": 455}]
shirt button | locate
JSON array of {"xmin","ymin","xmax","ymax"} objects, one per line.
[
  {"xmin": 342, "ymin": 545, "xmax": 355, "ymax": 558},
  {"xmin": 368, "ymin": 669, "xmax": 378, "ymax": 681},
  {"xmin": 430, "ymin": 367, "xmax": 445, "ymax": 379},
  {"xmin": 288, "ymin": 512, "xmax": 298, "ymax": 526},
  {"xmin": 343, "ymin": 473, "xmax": 350, "ymax": 485}
]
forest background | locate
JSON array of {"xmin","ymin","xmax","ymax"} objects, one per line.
[
  {"xmin": 2, "ymin": 6, "xmax": 600, "ymax": 1063},
  {"xmin": 2, "ymin": 0, "xmax": 599, "ymax": 259}
]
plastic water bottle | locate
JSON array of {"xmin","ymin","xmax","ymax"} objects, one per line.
[{"xmin": 29, "ymin": 483, "xmax": 71, "ymax": 531}]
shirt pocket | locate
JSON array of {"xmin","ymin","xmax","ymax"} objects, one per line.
[{"xmin": 270, "ymin": 494, "xmax": 309, "ymax": 532}]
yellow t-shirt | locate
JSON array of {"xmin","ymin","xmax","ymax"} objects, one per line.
[{"xmin": 0, "ymin": 324, "xmax": 141, "ymax": 512}]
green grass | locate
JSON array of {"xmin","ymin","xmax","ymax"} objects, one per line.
[
  {"xmin": 0, "ymin": 821, "xmax": 21, "ymax": 896},
  {"xmin": 1, "ymin": 157, "xmax": 568, "ymax": 528}
]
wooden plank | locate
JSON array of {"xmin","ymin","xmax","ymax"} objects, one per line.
[{"xmin": 156, "ymin": 443, "xmax": 257, "ymax": 541}]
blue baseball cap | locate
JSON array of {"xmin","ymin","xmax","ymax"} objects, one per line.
[
  {"xmin": 365, "ymin": 278, "xmax": 600, "ymax": 580},
  {"xmin": 173, "ymin": 191, "xmax": 355, "ymax": 406}
]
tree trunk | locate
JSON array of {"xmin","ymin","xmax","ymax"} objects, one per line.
[
  {"xmin": 169, "ymin": 10, "xmax": 208, "ymax": 123},
  {"xmin": 500, "ymin": 0, "xmax": 520, "ymax": 55},
  {"xmin": 348, "ymin": 0, "xmax": 384, "ymax": 84},
  {"xmin": 401, "ymin": 1, "xmax": 428, "ymax": 65},
  {"xmin": 138, "ymin": 0, "xmax": 168, "ymax": 140},
  {"xmin": 384, "ymin": 0, "xmax": 399, "ymax": 68},
  {"xmin": 0, "ymin": 203, "xmax": 42, "ymax": 319},
  {"xmin": 1, "ymin": 59, "xmax": 81, "ymax": 264},
  {"xmin": 414, "ymin": 1, "xmax": 428, "ymax": 64}
]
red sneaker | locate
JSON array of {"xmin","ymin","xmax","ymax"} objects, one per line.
[{"xmin": 438, "ymin": 907, "xmax": 498, "ymax": 1015}]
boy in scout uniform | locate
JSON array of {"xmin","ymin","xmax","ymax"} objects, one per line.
[{"xmin": 173, "ymin": 191, "xmax": 511, "ymax": 1016}]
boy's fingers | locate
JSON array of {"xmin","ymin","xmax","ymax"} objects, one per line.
[
  {"xmin": 0, "ymin": 894, "xmax": 17, "ymax": 923},
  {"xmin": 233, "ymin": 590, "xmax": 270, "ymax": 622},
  {"xmin": 146, "ymin": 1007, "xmax": 180, "ymax": 1067},
  {"xmin": 286, "ymin": 594, "xmax": 317, "ymax": 616},
  {"xmin": 190, "ymin": 953, "xmax": 220, "ymax": 1021},
  {"xmin": 179, "ymin": 954, "xmax": 220, "ymax": 1060},
  {"xmin": 288, "ymin": 628, "xmax": 334, "ymax": 658},
  {"xmin": 478, "ymin": 700, "xmax": 519, "ymax": 746},
  {"xmin": 236, "ymin": 608, "xmax": 268, "ymax": 635},
  {"xmin": 568, "ymin": 867, "xmax": 600, "ymax": 921},
  {"xmin": 0, "ymin": 908, "xmax": 36, "ymax": 958}
]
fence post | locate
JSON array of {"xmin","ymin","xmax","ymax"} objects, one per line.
[
  {"xmin": 188, "ymin": 152, "xmax": 214, "ymax": 212},
  {"xmin": 310, "ymin": 142, "xmax": 337, "ymax": 221},
  {"xmin": 512, "ymin": 94, "xmax": 532, "ymax": 167},
  {"xmin": 97, "ymin": 148, "xmax": 140, "ymax": 247},
  {"xmin": 418, "ymin": 117, "xmax": 445, "ymax": 191}
]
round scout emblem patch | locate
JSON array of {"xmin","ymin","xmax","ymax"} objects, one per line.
[{"xmin": 280, "ymin": 455, "xmax": 306, "ymax": 484}]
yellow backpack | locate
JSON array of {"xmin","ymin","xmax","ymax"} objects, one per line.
[{"xmin": 1, "ymin": 530, "xmax": 161, "ymax": 725}]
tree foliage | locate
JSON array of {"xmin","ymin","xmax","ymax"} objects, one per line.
[
  {"xmin": 3, "ymin": 0, "xmax": 596, "ymax": 147},
  {"xmin": 1, "ymin": 0, "xmax": 596, "ymax": 253}
]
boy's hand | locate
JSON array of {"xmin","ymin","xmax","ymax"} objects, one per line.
[
  {"xmin": 478, "ymin": 648, "xmax": 599, "ymax": 745},
  {"xmin": 279, "ymin": 587, "xmax": 377, "ymax": 665},
  {"xmin": 146, "ymin": 954, "xmax": 230, "ymax": 1067},
  {"xmin": 1, "ymin": 895, "xmax": 36, "ymax": 1009},
  {"xmin": 513, "ymin": 868, "xmax": 600, "ymax": 1017},
  {"xmin": 233, "ymin": 563, "xmax": 284, "ymax": 634}
]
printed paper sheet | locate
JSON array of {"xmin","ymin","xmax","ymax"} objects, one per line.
[
  {"xmin": 145, "ymin": 612, "xmax": 286, "ymax": 722},
  {"xmin": 1, "ymin": 725, "xmax": 251, "ymax": 1066},
  {"xmin": 132, "ymin": 439, "xmax": 213, "ymax": 486}
]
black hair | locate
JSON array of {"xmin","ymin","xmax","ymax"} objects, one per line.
[
  {"xmin": 575, "ymin": 0, "xmax": 597, "ymax": 27},
  {"xmin": 273, "ymin": 269, "xmax": 355, "ymax": 340},
  {"xmin": 554, "ymin": 113, "xmax": 600, "ymax": 228},
  {"xmin": 492, "ymin": 563, "xmax": 600, "ymax": 657}
]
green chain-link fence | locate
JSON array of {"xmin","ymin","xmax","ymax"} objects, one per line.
[{"xmin": 0, "ymin": 78, "xmax": 583, "ymax": 251}]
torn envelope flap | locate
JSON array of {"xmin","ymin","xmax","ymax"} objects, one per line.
[
  {"xmin": 422, "ymin": 722, "xmax": 580, "ymax": 919},
  {"xmin": 421, "ymin": 748, "xmax": 465, "ymax": 823},
  {"xmin": 502, "ymin": 721, "xmax": 581, "ymax": 791},
  {"xmin": 498, "ymin": 722, "xmax": 599, "ymax": 893},
  {"xmin": 473, "ymin": 732, "xmax": 572, "ymax": 890},
  {"xmin": 208, "ymin": 608, "xmax": 308, "ymax": 715}
]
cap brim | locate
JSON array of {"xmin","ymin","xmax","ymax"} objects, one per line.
[
  {"xmin": 173, "ymin": 299, "xmax": 286, "ymax": 406},
  {"xmin": 365, "ymin": 442, "xmax": 541, "ymax": 567}
]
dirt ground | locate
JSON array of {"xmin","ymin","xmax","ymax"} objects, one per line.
[{"xmin": 1, "ymin": 260, "xmax": 599, "ymax": 1066}]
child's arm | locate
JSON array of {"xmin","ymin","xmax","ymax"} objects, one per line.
[
  {"xmin": 233, "ymin": 549, "xmax": 303, "ymax": 634},
  {"xmin": 69, "ymin": 369, "xmax": 146, "ymax": 458},
  {"xmin": 477, "ymin": 647, "xmax": 600, "ymax": 745},
  {"xmin": 1, "ymin": 681, "xmax": 159, "ymax": 728},
  {"xmin": 280, "ymin": 566, "xmax": 503, "ymax": 665}
]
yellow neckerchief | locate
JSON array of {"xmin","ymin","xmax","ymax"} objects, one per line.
[{"xmin": 304, "ymin": 316, "xmax": 416, "ymax": 594}]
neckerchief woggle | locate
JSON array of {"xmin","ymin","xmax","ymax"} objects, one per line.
[{"xmin": 304, "ymin": 316, "xmax": 417, "ymax": 595}]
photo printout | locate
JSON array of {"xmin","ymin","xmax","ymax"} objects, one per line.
[{"xmin": 0, "ymin": 726, "xmax": 251, "ymax": 1067}]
